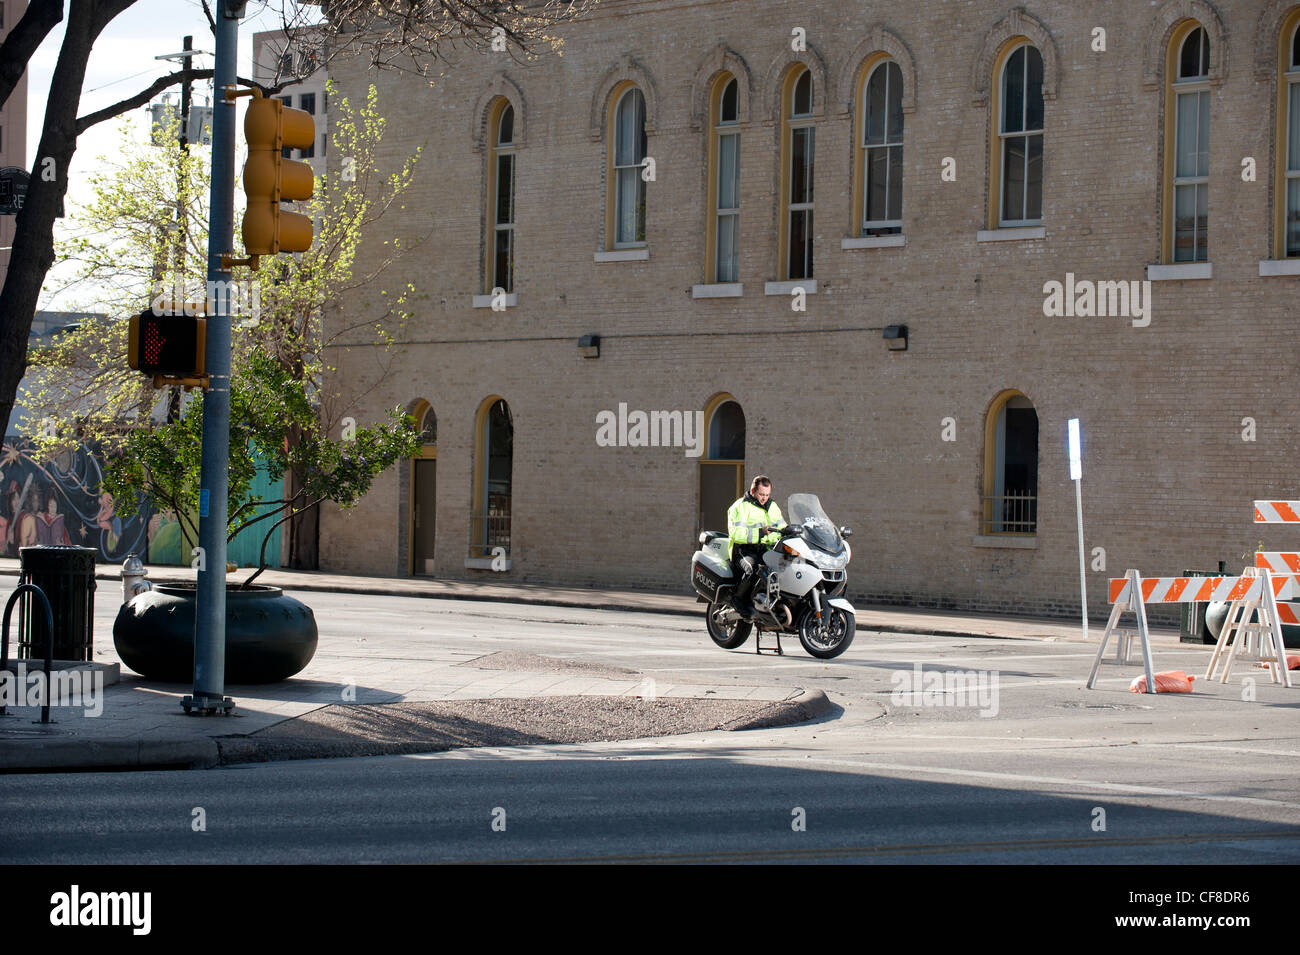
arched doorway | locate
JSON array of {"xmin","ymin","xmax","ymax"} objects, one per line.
[
  {"xmin": 471, "ymin": 396, "xmax": 513, "ymax": 560},
  {"xmin": 409, "ymin": 400, "xmax": 437, "ymax": 575},
  {"xmin": 982, "ymin": 390, "xmax": 1038, "ymax": 535},
  {"xmin": 697, "ymin": 394, "xmax": 745, "ymax": 534}
]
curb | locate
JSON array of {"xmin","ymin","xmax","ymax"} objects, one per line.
[
  {"xmin": 722, "ymin": 687, "xmax": 832, "ymax": 730},
  {"xmin": 0, "ymin": 688, "xmax": 833, "ymax": 772},
  {"xmin": 0, "ymin": 737, "xmax": 219, "ymax": 773}
]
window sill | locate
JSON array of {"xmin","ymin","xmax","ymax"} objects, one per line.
[
  {"xmin": 842, "ymin": 234, "xmax": 905, "ymax": 250},
  {"xmin": 692, "ymin": 283, "xmax": 743, "ymax": 298},
  {"xmin": 765, "ymin": 279, "xmax": 817, "ymax": 296},
  {"xmin": 595, "ymin": 248, "xmax": 650, "ymax": 263},
  {"xmin": 976, "ymin": 226, "xmax": 1045, "ymax": 243},
  {"xmin": 1258, "ymin": 259, "xmax": 1300, "ymax": 276},
  {"xmin": 471, "ymin": 292, "xmax": 518, "ymax": 309},
  {"xmin": 973, "ymin": 534, "xmax": 1038, "ymax": 549},
  {"xmin": 1147, "ymin": 263, "xmax": 1212, "ymax": 280},
  {"xmin": 464, "ymin": 557, "xmax": 512, "ymax": 570}
]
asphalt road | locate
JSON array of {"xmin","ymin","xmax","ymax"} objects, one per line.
[{"xmin": 2, "ymin": 591, "xmax": 1298, "ymax": 863}]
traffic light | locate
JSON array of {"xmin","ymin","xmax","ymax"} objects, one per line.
[
  {"xmin": 128, "ymin": 307, "xmax": 207, "ymax": 387},
  {"xmin": 242, "ymin": 91, "xmax": 314, "ymax": 258}
]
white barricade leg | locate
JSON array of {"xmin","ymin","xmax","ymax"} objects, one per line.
[
  {"xmin": 1087, "ymin": 573, "xmax": 1133, "ymax": 689},
  {"xmin": 1205, "ymin": 595, "xmax": 1242, "ymax": 682},
  {"xmin": 1260, "ymin": 569, "xmax": 1293, "ymax": 688},
  {"xmin": 1133, "ymin": 573, "xmax": 1156, "ymax": 694}
]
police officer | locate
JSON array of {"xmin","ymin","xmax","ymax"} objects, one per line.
[{"xmin": 727, "ymin": 475, "xmax": 786, "ymax": 615}]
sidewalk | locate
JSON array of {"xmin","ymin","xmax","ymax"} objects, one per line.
[{"xmin": 0, "ymin": 557, "xmax": 1183, "ymax": 644}]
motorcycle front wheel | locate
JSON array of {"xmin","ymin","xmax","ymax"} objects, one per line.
[
  {"xmin": 706, "ymin": 599, "xmax": 753, "ymax": 649},
  {"xmin": 798, "ymin": 606, "xmax": 855, "ymax": 659}
]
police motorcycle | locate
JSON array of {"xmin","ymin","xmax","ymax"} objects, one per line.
[{"xmin": 690, "ymin": 493, "xmax": 856, "ymax": 659}]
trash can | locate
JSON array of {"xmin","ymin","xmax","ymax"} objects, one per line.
[
  {"xmin": 18, "ymin": 545, "xmax": 96, "ymax": 661},
  {"xmin": 1179, "ymin": 563, "xmax": 1224, "ymax": 645}
]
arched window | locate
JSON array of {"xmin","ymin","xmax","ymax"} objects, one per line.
[
  {"xmin": 780, "ymin": 67, "xmax": 815, "ymax": 279},
  {"xmin": 409, "ymin": 400, "xmax": 437, "ymax": 575},
  {"xmin": 982, "ymin": 392, "xmax": 1038, "ymax": 535},
  {"xmin": 471, "ymin": 397, "xmax": 512, "ymax": 560},
  {"xmin": 611, "ymin": 86, "xmax": 647, "ymax": 248},
  {"xmin": 486, "ymin": 101, "xmax": 516, "ymax": 293},
  {"xmin": 706, "ymin": 75, "xmax": 741, "ymax": 283},
  {"xmin": 857, "ymin": 58, "xmax": 904, "ymax": 236},
  {"xmin": 698, "ymin": 396, "xmax": 745, "ymax": 534},
  {"xmin": 1165, "ymin": 24, "xmax": 1210, "ymax": 262},
  {"xmin": 1278, "ymin": 13, "xmax": 1300, "ymax": 257},
  {"xmin": 996, "ymin": 42, "xmax": 1044, "ymax": 227}
]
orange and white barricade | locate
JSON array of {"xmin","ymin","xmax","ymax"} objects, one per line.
[
  {"xmin": 1089, "ymin": 501, "xmax": 1300, "ymax": 691},
  {"xmin": 1087, "ymin": 568, "xmax": 1158, "ymax": 693},
  {"xmin": 1204, "ymin": 567, "xmax": 1293, "ymax": 686},
  {"xmin": 1089, "ymin": 569, "xmax": 1300, "ymax": 690}
]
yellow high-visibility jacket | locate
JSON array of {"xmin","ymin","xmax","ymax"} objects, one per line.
[{"xmin": 727, "ymin": 494, "xmax": 785, "ymax": 557}]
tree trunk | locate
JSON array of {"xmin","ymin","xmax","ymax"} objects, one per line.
[
  {"xmin": 285, "ymin": 433, "xmax": 319, "ymax": 570},
  {"xmin": 0, "ymin": 0, "xmax": 134, "ymax": 439}
]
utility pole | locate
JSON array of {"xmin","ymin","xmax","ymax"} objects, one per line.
[
  {"xmin": 155, "ymin": 35, "xmax": 206, "ymax": 422},
  {"xmin": 182, "ymin": 2, "xmax": 243, "ymax": 715}
]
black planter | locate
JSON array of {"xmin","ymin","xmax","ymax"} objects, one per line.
[
  {"xmin": 1204, "ymin": 600, "xmax": 1300, "ymax": 650},
  {"xmin": 113, "ymin": 584, "xmax": 318, "ymax": 684}
]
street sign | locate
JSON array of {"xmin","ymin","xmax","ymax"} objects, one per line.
[
  {"xmin": 0, "ymin": 166, "xmax": 30, "ymax": 216},
  {"xmin": 1067, "ymin": 418, "xmax": 1082, "ymax": 480}
]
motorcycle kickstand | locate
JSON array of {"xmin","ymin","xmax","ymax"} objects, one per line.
[{"xmin": 755, "ymin": 629, "xmax": 784, "ymax": 655}]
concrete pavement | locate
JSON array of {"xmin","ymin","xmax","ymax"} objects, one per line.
[{"xmin": 0, "ymin": 560, "xmax": 1187, "ymax": 773}]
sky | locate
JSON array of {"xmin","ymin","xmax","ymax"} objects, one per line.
[{"xmin": 23, "ymin": 0, "xmax": 322, "ymax": 311}]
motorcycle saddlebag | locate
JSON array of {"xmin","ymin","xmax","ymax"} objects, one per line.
[{"xmin": 690, "ymin": 549, "xmax": 733, "ymax": 602}]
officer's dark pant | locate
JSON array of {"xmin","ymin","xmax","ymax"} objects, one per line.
[{"xmin": 732, "ymin": 544, "xmax": 766, "ymax": 607}]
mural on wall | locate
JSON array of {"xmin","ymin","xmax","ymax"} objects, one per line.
[
  {"xmin": 0, "ymin": 440, "xmax": 150, "ymax": 561},
  {"xmin": 0, "ymin": 439, "xmax": 285, "ymax": 568}
]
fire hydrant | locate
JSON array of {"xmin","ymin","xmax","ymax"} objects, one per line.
[{"xmin": 121, "ymin": 553, "xmax": 152, "ymax": 603}]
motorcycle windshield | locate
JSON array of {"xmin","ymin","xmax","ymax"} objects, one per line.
[{"xmin": 786, "ymin": 493, "xmax": 842, "ymax": 554}]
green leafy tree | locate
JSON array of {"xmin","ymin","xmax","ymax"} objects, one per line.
[
  {"xmin": 23, "ymin": 84, "xmax": 423, "ymax": 569},
  {"xmin": 102, "ymin": 350, "xmax": 420, "ymax": 586}
]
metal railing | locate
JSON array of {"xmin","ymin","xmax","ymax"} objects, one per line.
[
  {"xmin": 468, "ymin": 512, "xmax": 511, "ymax": 559},
  {"xmin": 980, "ymin": 492, "xmax": 1037, "ymax": 535}
]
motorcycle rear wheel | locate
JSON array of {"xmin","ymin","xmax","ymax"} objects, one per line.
[
  {"xmin": 706, "ymin": 599, "xmax": 753, "ymax": 649},
  {"xmin": 798, "ymin": 606, "xmax": 855, "ymax": 659}
]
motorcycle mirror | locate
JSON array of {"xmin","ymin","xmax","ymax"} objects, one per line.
[{"xmin": 840, "ymin": 526, "xmax": 852, "ymax": 538}]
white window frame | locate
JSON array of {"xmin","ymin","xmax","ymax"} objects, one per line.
[
  {"xmin": 492, "ymin": 106, "xmax": 517, "ymax": 294},
  {"xmin": 1172, "ymin": 29, "xmax": 1211, "ymax": 263},
  {"xmin": 1286, "ymin": 27, "xmax": 1300, "ymax": 257},
  {"xmin": 613, "ymin": 88, "xmax": 647, "ymax": 250},
  {"xmin": 714, "ymin": 79, "xmax": 740, "ymax": 284},
  {"xmin": 787, "ymin": 71, "xmax": 815, "ymax": 281},
  {"xmin": 862, "ymin": 60, "xmax": 903, "ymax": 235},
  {"xmin": 998, "ymin": 42, "xmax": 1044, "ymax": 228}
]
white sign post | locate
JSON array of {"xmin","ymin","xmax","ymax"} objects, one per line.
[{"xmin": 1068, "ymin": 418, "xmax": 1088, "ymax": 641}]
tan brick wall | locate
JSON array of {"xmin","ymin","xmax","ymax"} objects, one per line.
[{"xmin": 318, "ymin": 0, "xmax": 1300, "ymax": 621}]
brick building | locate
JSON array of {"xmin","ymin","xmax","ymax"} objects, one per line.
[{"xmin": 317, "ymin": 0, "xmax": 1300, "ymax": 620}]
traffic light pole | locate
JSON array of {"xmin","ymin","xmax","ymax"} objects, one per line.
[{"xmin": 182, "ymin": 2, "xmax": 243, "ymax": 715}]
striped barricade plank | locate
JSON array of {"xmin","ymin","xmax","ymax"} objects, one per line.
[
  {"xmin": 1254, "ymin": 501, "xmax": 1300, "ymax": 523},
  {"xmin": 1280, "ymin": 603, "xmax": 1300, "ymax": 625},
  {"xmin": 1256, "ymin": 552, "xmax": 1300, "ymax": 574},
  {"xmin": 1108, "ymin": 574, "xmax": 1300, "ymax": 604}
]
